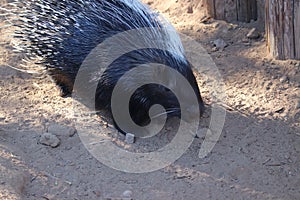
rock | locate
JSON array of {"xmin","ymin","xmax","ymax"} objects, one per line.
[
  {"xmin": 102, "ymin": 121, "xmax": 108, "ymax": 128},
  {"xmin": 122, "ymin": 190, "xmax": 133, "ymax": 199},
  {"xmin": 211, "ymin": 47, "xmax": 218, "ymax": 52},
  {"xmin": 93, "ymin": 190, "xmax": 101, "ymax": 197},
  {"xmin": 213, "ymin": 39, "xmax": 228, "ymax": 50},
  {"xmin": 40, "ymin": 132, "xmax": 60, "ymax": 148},
  {"xmin": 122, "ymin": 190, "xmax": 133, "ymax": 198},
  {"xmin": 196, "ymin": 128, "xmax": 209, "ymax": 139},
  {"xmin": 279, "ymin": 76, "xmax": 288, "ymax": 83},
  {"xmin": 247, "ymin": 28, "xmax": 260, "ymax": 39},
  {"xmin": 125, "ymin": 133, "xmax": 135, "ymax": 144},
  {"xmin": 0, "ymin": 114, "xmax": 5, "ymax": 121},
  {"xmin": 47, "ymin": 123, "xmax": 76, "ymax": 137},
  {"xmin": 241, "ymin": 38, "xmax": 249, "ymax": 43},
  {"xmin": 229, "ymin": 23, "xmax": 238, "ymax": 30}
]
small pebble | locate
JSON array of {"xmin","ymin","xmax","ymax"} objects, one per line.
[
  {"xmin": 213, "ymin": 39, "xmax": 228, "ymax": 50},
  {"xmin": 0, "ymin": 114, "xmax": 5, "ymax": 121},
  {"xmin": 279, "ymin": 76, "xmax": 288, "ymax": 83},
  {"xmin": 211, "ymin": 47, "xmax": 218, "ymax": 52},
  {"xmin": 93, "ymin": 190, "xmax": 101, "ymax": 197},
  {"xmin": 121, "ymin": 190, "xmax": 133, "ymax": 200},
  {"xmin": 196, "ymin": 128, "xmax": 211, "ymax": 139},
  {"xmin": 125, "ymin": 133, "xmax": 135, "ymax": 144},
  {"xmin": 40, "ymin": 132, "xmax": 60, "ymax": 148},
  {"xmin": 102, "ymin": 121, "xmax": 108, "ymax": 128},
  {"xmin": 229, "ymin": 23, "xmax": 238, "ymax": 30},
  {"xmin": 241, "ymin": 38, "xmax": 249, "ymax": 43},
  {"xmin": 122, "ymin": 190, "xmax": 133, "ymax": 198}
]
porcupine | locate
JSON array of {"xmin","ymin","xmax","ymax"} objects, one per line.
[{"xmin": 3, "ymin": 0, "xmax": 205, "ymax": 135}]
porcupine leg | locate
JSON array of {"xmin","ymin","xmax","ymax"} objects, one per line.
[{"xmin": 48, "ymin": 69, "xmax": 74, "ymax": 97}]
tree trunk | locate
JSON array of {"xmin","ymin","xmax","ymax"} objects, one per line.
[
  {"xmin": 204, "ymin": 0, "xmax": 258, "ymax": 22},
  {"xmin": 266, "ymin": 0, "xmax": 300, "ymax": 60}
]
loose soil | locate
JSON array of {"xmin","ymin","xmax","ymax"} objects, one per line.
[{"xmin": 0, "ymin": 0, "xmax": 299, "ymax": 199}]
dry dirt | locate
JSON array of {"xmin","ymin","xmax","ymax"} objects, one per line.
[{"xmin": 0, "ymin": 0, "xmax": 299, "ymax": 199}]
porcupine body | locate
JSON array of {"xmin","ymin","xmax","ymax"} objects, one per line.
[{"xmin": 5, "ymin": 0, "xmax": 205, "ymax": 134}]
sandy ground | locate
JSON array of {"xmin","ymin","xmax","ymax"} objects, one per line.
[{"xmin": 0, "ymin": 0, "xmax": 299, "ymax": 199}]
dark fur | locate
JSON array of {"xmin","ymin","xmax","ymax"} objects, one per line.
[{"xmin": 10, "ymin": 0, "xmax": 205, "ymax": 133}]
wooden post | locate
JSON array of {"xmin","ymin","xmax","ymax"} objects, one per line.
[
  {"xmin": 257, "ymin": 0, "xmax": 266, "ymax": 23},
  {"xmin": 266, "ymin": 0, "xmax": 300, "ymax": 60},
  {"xmin": 204, "ymin": 0, "xmax": 258, "ymax": 22}
]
